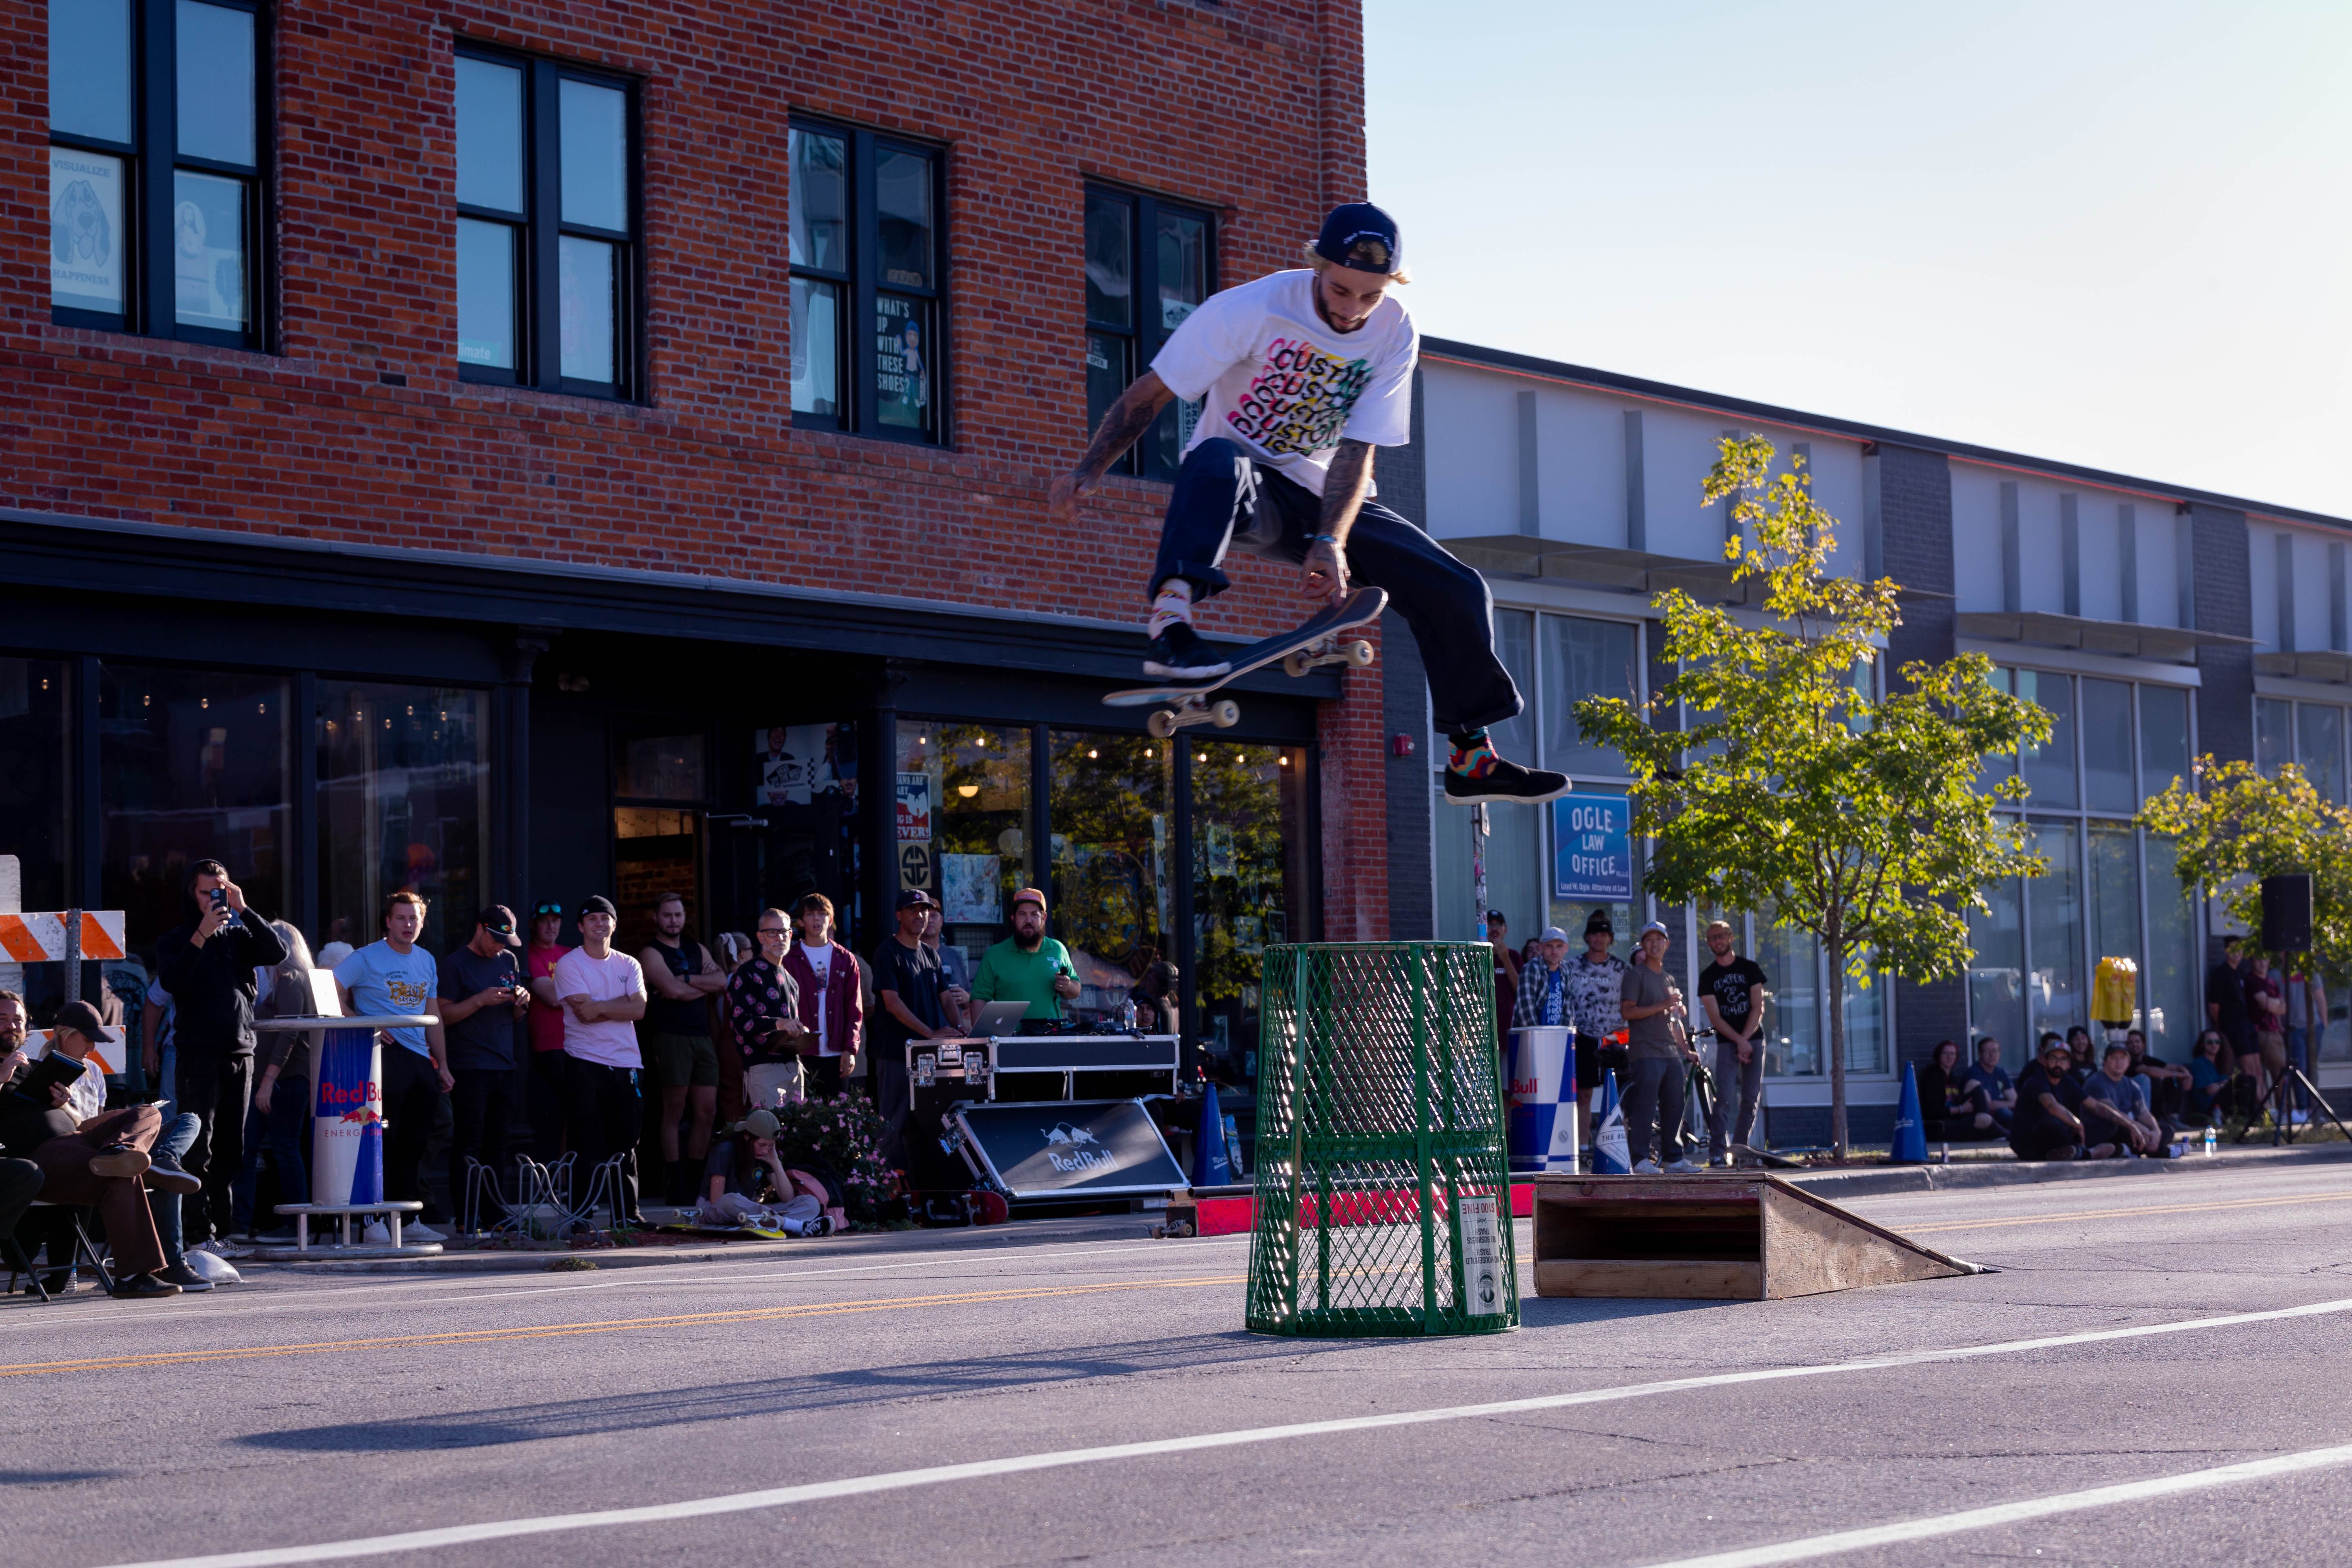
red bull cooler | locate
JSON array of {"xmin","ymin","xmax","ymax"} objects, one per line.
[
  {"xmin": 312, "ymin": 1026, "xmax": 385, "ymax": 1205},
  {"xmin": 1505, "ymin": 1025, "xmax": 1579, "ymax": 1173}
]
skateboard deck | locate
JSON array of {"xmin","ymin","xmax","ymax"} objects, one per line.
[{"xmin": 1104, "ymin": 586, "xmax": 1386, "ymax": 737}]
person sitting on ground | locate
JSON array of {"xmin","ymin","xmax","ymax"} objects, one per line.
[
  {"xmin": 2122, "ymin": 1027, "xmax": 2190, "ymax": 1127},
  {"xmin": 1917, "ymin": 1038, "xmax": 2000, "ymax": 1141},
  {"xmin": 2184, "ymin": 1030, "xmax": 2235, "ymax": 1127},
  {"xmin": 697, "ymin": 1109, "xmax": 826, "ymax": 1234},
  {"xmin": 2008, "ymin": 1036, "xmax": 2087, "ymax": 1163},
  {"xmin": 1956, "ymin": 1037, "xmax": 2016, "ymax": 1131},
  {"xmin": 2064, "ymin": 1025, "xmax": 2098, "ymax": 1081},
  {"xmin": 0, "ymin": 999, "xmax": 195, "ymax": 1298},
  {"xmin": 2080, "ymin": 1041, "xmax": 2169, "ymax": 1158}
]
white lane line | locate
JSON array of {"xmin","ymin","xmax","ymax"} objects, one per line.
[
  {"xmin": 116, "ymin": 1293, "xmax": 2352, "ymax": 1568},
  {"xmin": 6, "ymin": 1236, "xmax": 1249, "ymax": 1334},
  {"xmin": 1636, "ymin": 1443, "xmax": 2352, "ymax": 1568}
]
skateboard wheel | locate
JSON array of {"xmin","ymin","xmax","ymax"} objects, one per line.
[
  {"xmin": 1147, "ymin": 710, "xmax": 1177, "ymax": 740},
  {"xmin": 1282, "ymin": 650, "xmax": 1311, "ymax": 679},
  {"xmin": 1211, "ymin": 700, "xmax": 1240, "ymax": 728},
  {"xmin": 1345, "ymin": 639, "xmax": 1375, "ymax": 668}
]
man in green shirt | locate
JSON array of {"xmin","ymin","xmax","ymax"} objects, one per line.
[{"xmin": 971, "ymin": 888, "xmax": 1082, "ymax": 1023}]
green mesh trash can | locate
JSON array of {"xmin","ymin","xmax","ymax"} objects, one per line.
[{"xmin": 1245, "ymin": 942, "xmax": 1519, "ymax": 1336}]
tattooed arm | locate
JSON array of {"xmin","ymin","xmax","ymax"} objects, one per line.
[
  {"xmin": 1300, "ymin": 439, "xmax": 1374, "ymax": 605},
  {"xmin": 1047, "ymin": 372, "xmax": 1176, "ymax": 525}
]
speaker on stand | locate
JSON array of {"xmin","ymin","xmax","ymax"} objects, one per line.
[{"xmin": 2261, "ymin": 874, "xmax": 2312, "ymax": 954}]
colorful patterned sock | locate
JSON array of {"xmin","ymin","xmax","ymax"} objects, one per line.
[
  {"xmin": 1448, "ymin": 728, "xmax": 1497, "ymax": 777},
  {"xmin": 1148, "ymin": 583, "xmax": 1195, "ymax": 638}
]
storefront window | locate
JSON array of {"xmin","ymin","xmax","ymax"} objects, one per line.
[
  {"xmin": 2143, "ymin": 835, "xmax": 2198, "ymax": 1058},
  {"xmin": 1540, "ymin": 615, "xmax": 1639, "ymax": 780},
  {"xmin": 2255, "ymin": 698, "xmax": 2292, "ymax": 779},
  {"xmin": 2026, "ymin": 817, "xmax": 2083, "ymax": 1042},
  {"xmin": 898, "ymin": 722, "xmax": 1031, "ymax": 967},
  {"xmin": 1756, "ymin": 913, "xmax": 1820, "ymax": 1077},
  {"xmin": 100, "ymin": 664, "xmax": 290, "ymax": 961},
  {"xmin": 1193, "ymin": 742, "xmax": 1310, "ymax": 1075},
  {"xmin": 1436, "ymin": 797, "xmax": 1541, "ymax": 946},
  {"xmin": 1048, "ymin": 733, "xmax": 1173, "ymax": 1016},
  {"xmin": 0, "ymin": 658, "xmax": 71, "ymax": 919},
  {"xmin": 2016, "ymin": 670, "xmax": 2076, "ymax": 809},
  {"xmin": 318, "ymin": 684, "xmax": 490, "ymax": 955},
  {"xmin": 1969, "ymin": 874, "xmax": 2026, "ymax": 1066},
  {"xmin": 2139, "ymin": 685, "xmax": 2191, "ymax": 803}
]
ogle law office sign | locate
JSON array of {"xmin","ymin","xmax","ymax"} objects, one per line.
[{"xmin": 1552, "ymin": 793, "xmax": 1633, "ymax": 902}]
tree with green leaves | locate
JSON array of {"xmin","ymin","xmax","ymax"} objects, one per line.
[
  {"xmin": 2141, "ymin": 758, "xmax": 2352, "ymax": 968},
  {"xmin": 1573, "ymin": 436, "xmax": 2051, "ymax": 1156}
]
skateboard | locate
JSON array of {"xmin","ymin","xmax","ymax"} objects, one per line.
[{"xmin": 1103, "ymin": 586, "xmax": 1387, "ymax": 738}]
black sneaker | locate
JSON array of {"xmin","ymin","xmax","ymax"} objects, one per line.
[
  {"xmin": 147, "ymin": 1151, "xmax": 201, "ymax": 1195},
  {"xmin": 1444, "ymin": 755, "xmax": 1570, "ymax": 805},
  {"xmin": 110, "ymin": 1271, "xmax": 183, "ymax": 1300},
  {"xmin": 89, "ymin": 1143, "xmax": 152, "ymax": 1181},
  {"xmin": 1143, "ymin": 622, "xmax": 1232, "ymax": 680},
  {"xmin": 158, "ymin": 1261, "xmax": 215, "ymax": 1293}
]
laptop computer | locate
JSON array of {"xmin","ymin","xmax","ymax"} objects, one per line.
[{"xmin": 967, "ymin": 1000, "xmax": 1034, "ymax": 1038}]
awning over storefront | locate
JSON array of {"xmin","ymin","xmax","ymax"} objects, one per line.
[
  {"xmin": 2255, "ymin": 650, "xmax": 2352, "ymax": 685},
  {"xmin": 1955, "ymin": 610, "xmax": 2253, "ymax": 665},
  {"xmin": 1443, "ymin": 535, "xmax": 1766, "ymax": 605}
]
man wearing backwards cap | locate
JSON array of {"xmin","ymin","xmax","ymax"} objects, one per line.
[
  {"xmin": 1048, "ymin": 202, "xmax": 1567, "ymax": 809},
  {"xmin": 971, "ymin": 889, "xmax": 1082, "ymax": 1025}
]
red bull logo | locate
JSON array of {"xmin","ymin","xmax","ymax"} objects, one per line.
[{"xmin": 337, "ymin": 1105, "xmax": 383, "ymax": 1126}]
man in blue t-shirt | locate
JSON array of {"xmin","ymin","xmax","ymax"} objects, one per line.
[
  {"xmin": 334, "ymin": 891, "xmax": 451, "ymax": 1236},
  {"xmin": 2080, "ymin": 1042, "xmax": 2165, "ymax": 1158},
  {"xmin": 1958, "ymin": 1036, "xmax": 2017, "ymax": 1127}
]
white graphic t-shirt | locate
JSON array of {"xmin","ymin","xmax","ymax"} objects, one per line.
[{"xmin": 1149, "ymin": 270, "xmax": 1417, "ymax": 496}]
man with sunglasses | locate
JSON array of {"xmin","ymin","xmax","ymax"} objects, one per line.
[
  {"xmin": 521, "ymin": 900, "xmax": 573, "ymax": 1164},
  {"xmin": 1049, "ymin": 201, "xmax": 1566, "ymax": 808}
]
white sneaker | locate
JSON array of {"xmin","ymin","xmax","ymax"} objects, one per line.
[
  {"xmin": 403, "ymin": 1222, "xmax": 445, "ymax": 1243},
  {"xmin": 362, "ymin": 1220, "xmax": 392, "ymax": 1245},
  {"xmin": 1632, "ymin": 1158, "xmax": 1661, "ymax": 1174},
  {"xmin": 1664, "ymin": 1158, "xmax": 1697, "ymax": 1173}
]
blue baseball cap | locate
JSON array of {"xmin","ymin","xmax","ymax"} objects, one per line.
[{"xmin": 1312, "ymin": 202, "xmax": 1403, "ymax": 275}]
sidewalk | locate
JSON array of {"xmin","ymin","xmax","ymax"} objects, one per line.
[{"xmin": 1782, "ymin": 1139, "xmax": 2352, "ymax": 1200}]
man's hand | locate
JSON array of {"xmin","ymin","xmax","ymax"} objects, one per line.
[
  {"xmin": 436, "ymin": 1061, "xmax": 456, "ymax": 1093},
  {"xmin": 566, "ymin": 996, "xmax": 600, "ymax": 1024},
  {"xmin": 1301, "ymin": 537, "xmax": 1351, "ymax": 606},
  {"xmin": 221, "ymin": 877, "xmax": 248, "ymax": 913},
  {"xmin": 1053, "ymin": 973, "xmax": 1082, "ymax": 1001},
  {"xmin": 472, "ymin": 985, "xmax": 514, "ymax": 1011},
  {"xmin": 1046, "ymin": 472, "xmax": 1096, "ymax": 528},
  {"xmin": 254, "ymin": 1076, "xmax": 275, "ymax": 1115},
  {"xmin": 1736, "ymin": 1039, "xmax": 1754, "ymax": 1065},
  {"xmin": 194, "ymin": 903, "xmax": 232, "ymax": 943},
  {"xmin": 142, "ymin": 1045, "xmax": 161, "ymax": 1081},
  {"xmin": 511, "ymin": 986, "xmax": 533, "ymax": 1016},
  {"xmin": 46, "ymin": 1081, "xmax": 70, "ymax": 1109}
]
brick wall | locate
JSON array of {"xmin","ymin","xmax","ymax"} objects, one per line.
[{"xmin": 3, "ymin": 0, "xmax": 1390, "ymax": 918}]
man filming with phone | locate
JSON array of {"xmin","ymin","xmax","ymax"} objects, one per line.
[{"xmin": 155, "ymin": 859, "xmax": 287, "ymax": 1254}]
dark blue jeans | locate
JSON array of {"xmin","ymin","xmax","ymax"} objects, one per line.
[
  {"xmin": 150, "ymin": 1111, "xmax": 202, "ymax": 1267},
  {"xmin": 1152, "ymin": 438, "xmax": 1523, "ymax": 733},
  {"xmin": 232, "ymin": 1076, "xmax": 310, "ymax": 1234}
]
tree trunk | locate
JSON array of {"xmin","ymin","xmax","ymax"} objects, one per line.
[{"xmin": 1826, "ymin": 934, "xmax": 1849, "ymax": 1159}]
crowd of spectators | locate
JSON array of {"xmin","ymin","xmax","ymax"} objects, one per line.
[{"xmin": 2, "ymin": 857, "xmax": 1105, "ymax": 1297}]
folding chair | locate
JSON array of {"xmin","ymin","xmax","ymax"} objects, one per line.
[{"xmin": 4, "ymin": 1200, "xmax": 116, "ymax": 1301}]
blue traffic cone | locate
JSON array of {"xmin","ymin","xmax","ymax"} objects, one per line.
[
  {"xmin": 1592, "ymin": 1069, "xmax": 1632, "ymax": 1174},
  {"xmin": 1891, "ymin": 1062, "xmax": 1929, "ymax": 1164},
  {"xmin": 1192, "ymin": 1082, "xmax": 1232, "ymax": 1187}
]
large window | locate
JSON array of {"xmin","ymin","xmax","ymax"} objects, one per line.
[
  {"xmin": 318, "ymin": 685, "xmax": 490, "ymax": 956},
  {"xmin": 99, "ymin": 664, "xmax": 291, "ymax": 961},
  {"xmin": 790, "ymin": 122, "xmax": 944, "ymax": 441},
  {"xmin": 50, "ymin": 0, "xmax": 267, "ymax": 347},
  {"xmin": 455, "ymin": 45, "xmax": 637, "ymax": 397},
  {"xmin": 1193, "ymin": 742, "xmax": 1312, "ymax": 1076},
  {"xmin": 897, "ymin": 723, "xmax": 1032, "ymax": 967},
  {"xmin": 0, "ymin": 659, "xmax": 73, "ymax": 920},
  {"xmin": 1083, "ymin": 185, "xmax": 1214, "ymax": 478},
  {"xmin": 2256, "ymin": 695, "xmax": 2350, "ymax": 804},
  {"xmin": 1049, "ymin": 734, "xmax": 1174, "ymax": 1013},
  {"xmin": 1973, "ymin": 667, "xmax": 2201, "ymax": 1065}
]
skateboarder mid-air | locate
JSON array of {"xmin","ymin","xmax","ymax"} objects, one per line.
[{"xmin": 1048, "ymin": 201, "xmax": 1568, "ymax": 806}]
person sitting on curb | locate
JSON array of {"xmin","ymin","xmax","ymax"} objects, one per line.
[
  {"xmin": 1917, "ymin": 1038, "xmax": 2000, "ymax": 1141},
  {"xmin": 697, "ymin": 1110, "xmax": 829, "ymax": 1235},
  {"xmin": 0, "ymin": 1000, "xmax": 197, "ymax": 1298},
  {"xmin": 2007, "ymin": 1036, "xmax": 2086, "ymax": 1163},
  {"xmin": 2080, "ymin": 1041, "xmax": 2169, "ymax": 1158},
  {"xmin": 1957, "ymin": 1037, "xmax": 2016, "ymax": 1131}
]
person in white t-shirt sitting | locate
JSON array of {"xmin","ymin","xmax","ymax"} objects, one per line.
[
  {"xmin": 1048, "ymin": 201, "xmax": 1566, "ymax": 808},
  {"xmin": 552, "ymin": 896, "xmax": 650, "ymax": 1229}
]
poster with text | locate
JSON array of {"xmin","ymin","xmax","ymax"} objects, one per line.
[
  {"xmin": 51, "ymin": 147, "xmax": 124, "ymax": 312},
  {"xmin": 1552, "ymin": 793, "xmax": 1634, "ymax": 901},
  {"xmin": 895, "ymin": 771, "xmax": 933, "ymax": 842}
]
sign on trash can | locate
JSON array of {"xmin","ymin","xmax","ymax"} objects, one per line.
[
  {"xmin": 312, "ymin": 1026, "xmax": 385, "ymax": 1206},
  {"xmin": 1506, "ymin": 1026, "xmax": 1579, "ymax": 1172}
]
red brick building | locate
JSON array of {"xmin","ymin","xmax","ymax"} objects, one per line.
[{"xmin": 5, "ymin": 1, "xmax": 1383, "ymax": 1078}]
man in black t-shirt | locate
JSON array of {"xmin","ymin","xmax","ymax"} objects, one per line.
[
  {"xmin": 436, "ymin": 907, "xmax": 531, "ymax": 1230},
  {"xmin": 2206, "ymin": 936, "xmax": 2252, "ymax": 1065},
  {"xmin": 2009, "ymin": 1036, "xmax": 2088, "ymax": 1161},
  {"xmin": 869, "ymin": 890, "xmax": 947, "ymax": 1168},
  {"xmin": 1697, "ymin": 920, "xmax": 1770, "ymax": 1166}
]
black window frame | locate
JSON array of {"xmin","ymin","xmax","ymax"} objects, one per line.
[
  {"xmin": 48, "ymin": 0, "xmax": 272, "ymax": 351},
  {"xmin": 788, "ymin": 116, "xmax": 949, "ymax": 446},
  {"xmin": 453, "ymin": 42, "xmax": 643, "ymax": 402},
  {"xmin": 1083, "ymin": 183, "xmax": 1217, "ymax": 481}
]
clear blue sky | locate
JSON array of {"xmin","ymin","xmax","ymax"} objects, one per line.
[{"xmin": 1364, "ymin": 1, "xmax": 2352, "ymax": 517}]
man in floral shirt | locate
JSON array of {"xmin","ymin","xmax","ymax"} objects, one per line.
[
  {"xmin": 728, "ymin": 908, "xmax": 808, "ymax": 1109},
  {"xmin": 1563, "ymin": 908, "xmax": 1629, "ymax": 1149}
]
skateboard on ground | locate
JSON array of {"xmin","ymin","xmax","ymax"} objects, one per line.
[{"xmin": 1103, "ymin": 586, "xmax": 1387, "ymax": 738}]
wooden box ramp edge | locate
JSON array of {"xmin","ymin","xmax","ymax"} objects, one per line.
[{"xmin": 1526, "ymin": 1173, "xmax": 1989, "ymax": 1301}]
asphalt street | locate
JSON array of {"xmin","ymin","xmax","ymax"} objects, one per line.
[{"xmin": 7, "ymin": 1158, "xmax": 2351, "ymax": 1568}]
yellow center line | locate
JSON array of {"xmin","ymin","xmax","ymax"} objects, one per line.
[
  {"xmin": 0, "ymin": 1274, "xmax": 1247, "ymax": 1379},
  {"xmin": 1905, "ymin": 1189, "xmax": 2352, "ymax": 1234}
]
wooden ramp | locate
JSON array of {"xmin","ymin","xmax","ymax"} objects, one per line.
[{"xmin": 1529, "ymin": 1173, "xmax": 1982, "ymax": 1300}]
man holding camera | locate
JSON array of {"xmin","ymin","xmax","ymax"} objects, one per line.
[
  {"xmin": 437, "ymin": 906, "xmax": 533, "ymax": 1230},
  {"xmin": 154, "ymin": 860, "xmax": 287, "ymax": 1252}
]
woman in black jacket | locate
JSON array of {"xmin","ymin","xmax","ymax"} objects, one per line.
[{"xmin": 1918, "ymin": 1038, "xmax": 2000, "ymax": 1141}]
